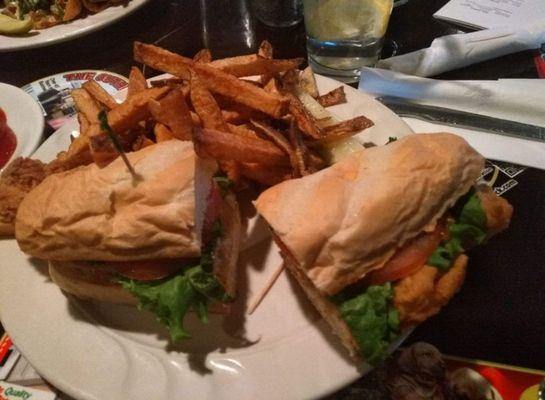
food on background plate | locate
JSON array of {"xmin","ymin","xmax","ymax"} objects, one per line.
[
  {"xmin": 1, "ymin": 0, "xmax": 129, "ymax": 34},
  {"xmin": 16, "ymin": 141, "xmax": 242, "ymax": 340},
  {"xmin": 254, "ymin": 133, "xmax": 513, "ymax": 364}
]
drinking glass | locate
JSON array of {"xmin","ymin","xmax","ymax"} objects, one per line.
[
  {"xmin": 200, "ymin": 0, "xmax": 257, "ymax": 57},
  {"xmin": 302, "ymin": 0, "xmax": 393, "ymax": 83}
]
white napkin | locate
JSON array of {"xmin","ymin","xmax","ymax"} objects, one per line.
[
  {"xmin": 359, "ymin": 68, "xmax": 545, "ymax": 170},
  {"xmin": 376, "ymin": 20, "xmax": 545, "ymax": 77}
]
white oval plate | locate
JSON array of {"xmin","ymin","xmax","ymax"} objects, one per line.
[
  {"xmin": 0, "ymin": 0, "xmax": 150, "ymax": 52},
  {"xmin": 0, "ymin": 82, "xmax": 44, "ymax": 170},
  {"xmin": 0, "ymin": 75, "xmax": 413, "ymax": 400}
]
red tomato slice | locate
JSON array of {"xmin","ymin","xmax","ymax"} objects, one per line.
[
  {"xmin": 202, "ymin": 182, "xmax": 224, "ymax": 245},
  {"xmin": 365, "ymin": 223, "xmax": 447, "ymax": 286},
  {"xmin": 105, "ymin": 259, "xmax": 184, "ymax": 281}
]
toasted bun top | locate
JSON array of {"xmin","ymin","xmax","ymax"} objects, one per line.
[
  {"xmin": 16, "ymin": 140, "xmax": 201, "ymax": 262},
  {"xmin": 255, "ymin": 133, "xmax": 484, "ymax": 296}
]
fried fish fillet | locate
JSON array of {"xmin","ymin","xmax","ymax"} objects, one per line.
[
  {"xmin": 393, "ymin": 186, "xmax": 513, "ymax": 325},
  {"xmin": 0, "ymin": 158, "xmax": 47, "ymax": 235}
]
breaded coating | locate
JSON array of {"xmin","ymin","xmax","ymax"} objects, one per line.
[
  {"xmin": 0, "ymin": 158, "xmax": 46, "ymax": 235},
  {"xmin": 477, "ymin": 185, "xmax": 513, "ymax": 236},
  {"xmin": 393, "ymin": 255, "xmax": 468, "ymax": 325}
]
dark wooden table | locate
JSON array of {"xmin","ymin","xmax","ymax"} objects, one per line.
[{"xmin": 2, "ymin": 0, "xmax": 544, "ymax": 397}]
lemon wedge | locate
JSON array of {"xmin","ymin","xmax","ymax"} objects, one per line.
[
  {"xmin": 0, "ymin": 14, "xmax": 33, "ymax": 35},
  {"xmin": 306, "ymin": 0, "xmax": 392, "ymax": 41}
]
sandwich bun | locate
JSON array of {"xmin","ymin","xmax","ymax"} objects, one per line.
[
  {"xmin": 255, "ymin": 133, "xmax": 485, "ymax": 296},
  {"xmin": 15, "ymin": 140, "xmax": 201, "ymax": 262},
  {"xmin": 48, "ymin": 260, "xmax": 138, "ymax": 305}
]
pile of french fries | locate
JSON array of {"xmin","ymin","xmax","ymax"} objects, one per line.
[{"xmin": 64, "ymin": 41, "xmax": 374, "ymax": 187}]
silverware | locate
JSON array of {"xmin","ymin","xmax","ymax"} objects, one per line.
[{"xmin": 376, "ymin": 96, "xmax": 545, "ymax": 143}]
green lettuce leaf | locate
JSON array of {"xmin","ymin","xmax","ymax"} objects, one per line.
[
  {"xmin": 331, "ymin": 283, "xmax": 400, "ymax": 365},
  {"xmin": 427, "ymin": 192, "xmax": 487, "ymax": 271},
  {"xmin": 213, "ymin": 174, "xmax": 233, "ymax": 194},
  {"xmin": 118, "ymin": 265, "xmax": 229, "ymax": 342}
]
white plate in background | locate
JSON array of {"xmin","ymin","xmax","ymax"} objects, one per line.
[
  {"xmin": 0, "ymin": 0, "xmax": 150, "ymax": 52},
  {"xmin": 0, "ymin": 82, "xmax": 44, "ymax": 170}
]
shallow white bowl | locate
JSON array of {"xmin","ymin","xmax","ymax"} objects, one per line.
[{"xmin": 0, "ymin": 82, "xmax": 45, "ymax": 170}]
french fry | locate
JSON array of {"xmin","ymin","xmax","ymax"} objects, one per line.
[
  {"xmin": 192, "ymin": 127, "xmax": 289, "ymax": 166},
  {"xmin": 148, "ymin": 88, "xmax": 193, "ymax": 140},
  {"xmin": 193, "ymin": 48, "xmax": 212, "ymax": 63},
  {"xmin": 132, "ymin": 134, "xmax": 155, "ymax": 151},
  {"xmin": 285, "ymin": 92, "xmax": 323, "ymax": 139},
  {"xmin": 307, "ymin": 149, "xmax": 327, "ymax": 171},
  {"xmin": 190, "ymin": 111, "xmax": 202, "ymax": 126},
  {"xmin": 190, "ymin": 72, "xmax": 230, "ymax": 132},
  {"xmin": 219, "ymin": 160, "xmax": 241, "ymax": 184},
  {"xmin": 258, "ymin": 40, "xmax": 275, "ymax": 85},
  {"xmin": 190, "ymin": 73, "xmax": 243, "ymax": 182},
  {"xmin": 281, "ymin": 69, "xmax": 300, "ymax": 86},
  {"xmin": 88, "ymin": 86, "xmax": 169, "ymax": 139},
  {"xmin": 150, "ymin": 77, "xmax": 186, "ymax": 88},
  {"xmin": 316, "ymin": 115, "xmax": 374, "ymax": 144},
  {"xmin": 89, "ymin": 132, "xmax": 118, "ymax": 167},
  {"xmin": 127, "ymin": 66, "xmax": 148, "ymax": 98},
  {"xmin": 154, "ymin": 123, "xmax": 175, "ymax": 142},
  {"xmin": 209, "ymin": 54, "xmax": 303, "ymax": 78},
  {"xmin": 263, "ymin": 77, "xmax": 282, "ymax": 95},
  {"xmin": 134, "ymin": 42, "xmax": 288, "ymax": 118},
  {"xmin": 46, "ymin": 135, "xmax": 93, "ymax": 174},
  {"xmin": 316, "ymin": 86, "xmax": 347, "ymax": 108},
  {"xmin": 221, "ymin": 107, "xmax": 267, "ymax": 124},
  {"xmin": 221, "ymin": 109, "xmax": 245, "ymax": 124},
  {"xmin": 239, "ymin": 162, "xmax": 292, "ymax": 186},
  {"xmin": 250, "ymin": 119, "xmax": 299, "ymax": 176},
  {"xmin": 71, "ymin": 88, "xmax": 102, "ymax": 124},
  {"xmin": 227, "ymin": 123, "xmax": 262, "ymax": 140},
  {"xmin": 77, "ymin": 113, "xmax": 90, "ymax": 137},
  {"xmin": 258, "ymin": 40, "xmax": 273, "ymax": 59},
  {"xmin": 299, "ymin": 66, "xmax": 319, "ymax": 98},
  {"xmin": 192, "ymin": 62, "xmax": 288, "ymax": 118},
  {"xmin": 239, "ymin": 78, "xmax": 264, "ymax": 87},
  {"xmin": 134, "ymin": 42, "xmax": 193, "ymax": 80},
  {"xmin": 87, "ymin": 87, "xmax": 169, "ymax": 166},
  {"xmin": 288, "ymin": 119, "xmax": 310, "ymax": 176},
  {"xmin": 82, "ymin": 80, "xmax": 118, "ymax": 110}
]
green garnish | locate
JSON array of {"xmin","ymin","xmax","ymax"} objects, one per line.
[
  {"xmin": 98, "ymin": 110, "xmax": 141, "ymax": 182},
  {"xmin": 17, "ymin": 0, "xmax": 49, "ymax": 17},
  {"xmin": 118, "ymin": 217, "xmax": 226, "ymax": 341},
  {"xmin": 427, "ymin": 192, "xmax": 487, "ymax": 271},
  {"xmin": 213, "ymin": 174, "xmax": 233, "ymax": 194},
  {"xmin": 331, "ymin": 283, "xmax": 400, "ymax": 365},
  {"xmin": 119, "ymin": 265, "xmax": 229, "ymax": 341}
]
